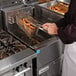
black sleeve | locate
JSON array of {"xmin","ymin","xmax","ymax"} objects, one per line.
[
  {"xmin": 58, "ymin": 23, "xmax": 76, "ymax": 44},
  {"xmin": 55, "ymin": 18, "xmax": 66, "ymax": 27},
  {"xmin": 54, "ymin": 0, "xmax": 76, "ymax": 44},
  {"xmin": 56, "ymin": 12, "xmax": 76, "ymax": 44},
  {"xmin": 55, "ymin": 12, "xmax": 69, "ymax": 28}
]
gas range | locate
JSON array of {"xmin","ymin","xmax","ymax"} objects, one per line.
[
  {"xmin": 0, "ymin": 28, "xmax": 26, "ymax": 60},
  {"xmin": 0, "ymin": 28, "xmax": 37, "ymax": 76}
]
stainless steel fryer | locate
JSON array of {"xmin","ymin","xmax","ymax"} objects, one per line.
[
  {"xmin": 0, "ymin": 0, "xmax": 64, "ymax": 76},
  {"xmin": 39, "ymin": 0, "xmax": 70, "ymax": 15}
]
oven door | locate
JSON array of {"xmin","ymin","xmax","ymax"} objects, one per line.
[
  {"xmin": 1, "ymin": 67, "xmax": 32, "ymax": 76},
  {"xmin": 14, "ymin": 67, "xmax": 32, "ymax": 76}
]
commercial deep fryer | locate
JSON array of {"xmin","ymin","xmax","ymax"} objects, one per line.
[
  {"xmin": 39, "ymin": 0, "xmax": 70, "ymax": 15},
  {"xmin": 0, "ymin": 0, "xmax": 64, "ymax": 76}
]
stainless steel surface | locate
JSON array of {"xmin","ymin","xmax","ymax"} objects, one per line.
[
  {"xmin": 0, "ymin": 28, "xmax": 37, "ymax": 75},
  {"xmin": 37, "ymin": 37, "xmax": 63, "ymax": 68},
  {"xmin": 34, "ymin": 4, "xmax": 64, "ymax": 76},
  {"xmin": 0, "ymin": 1, "xmax": 64, "ymax": 76},
  {"xmin": 39, "ymin": 1, "xmax": 56, "ymax": 7},
  {"xmin": 39, "ymin": 0, "xmax": 70, "ymax": 8},
  {"xmin": 38, "ymin": 57, "xmax": 62, "ymax": 76},
  {"xmin": 0, "ymin": 0, "xmax": 23, "ymax": 9},
  {"xmin": 1, "ymin": 5, "xmax": 55, "ymax": 48},
  {"xmin": 22, "ymin": 0, "xmax": 38, "ymax": 5},
  {"xmin": 0, "ymin": 29, "xmax": 27, "ymax": 60},
  {"xmin": 39, "ymin": 0, "xmax": 69, "ymax": 15},
  {"xmin": 14, "ymin": 67, "xmax": 31, "ymax": 76},
  {"xmin": 33, "ymin": 5, "xmax": 63, "ymax": 22},
  {"xmin": 0, "ymin": 45, "xmax": 36, "ymax": 75},
  {"xmin": 57, "ymin": 0, "xmax": 70, "ymax": 4}
]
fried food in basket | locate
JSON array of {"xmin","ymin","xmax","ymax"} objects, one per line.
[
  {"xmin": 18, "ymin": 18, "xmax": 36, "ymax": 37},
  {"xmin": 49, "ymin": 2, "xmax": 69, "ymax": 15}
]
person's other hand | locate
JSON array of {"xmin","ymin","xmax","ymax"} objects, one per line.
[{"xmin": 42, "ymin": 23, "xmax": 58, "ymax": 35}]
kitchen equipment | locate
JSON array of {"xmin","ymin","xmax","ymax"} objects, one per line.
[
  {"xmin": 39, "ymin": 0, "xmax": 70, "ymax": 15},
  {"xmin": 39, "ymin": 0, "xmax": 52, "ymax": 4},
  {"xmin": 0, "ymin": 0, "xmax": 64, "ymax": 76},
  {"xmin": 0, "ymin": 28, "xmax": 37, "ymax": 76},
  {"xmin": 57, "ymin": 0, "xmax": 70, "ymax": 4},
  {"xmin": 32, "ymin": 4, "xmax": 64, "ymax": 76}
]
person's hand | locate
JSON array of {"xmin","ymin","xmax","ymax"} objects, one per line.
[{"xmin": 42, "ymin": 23, "xmax": 58, "ymax": 35}]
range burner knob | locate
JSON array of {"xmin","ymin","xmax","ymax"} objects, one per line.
[
  {"xmin": 16, "ymin": 67, "xmax": 19, "ymax": 72},
  {"xmin": 23, "ymin": 63, "xmax": 27, "ymax": 68}
]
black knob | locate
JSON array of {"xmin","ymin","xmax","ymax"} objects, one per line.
[
  {"xmin": 16, "ymin": 67, "xmax": 19, "ymax": 72},
  {"xmin": 24, "ymin": 63, "xmax": 27, "ymax": 68}
]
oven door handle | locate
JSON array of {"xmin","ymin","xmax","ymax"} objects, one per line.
[{"xmin": 14, "ymin": 67, "xmax": 31, "ymax": 76}]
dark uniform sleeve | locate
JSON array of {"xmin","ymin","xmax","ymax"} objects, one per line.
[
  {"xmin": 55, "ymin": 18, "xmax": 66, "ymax": 27},
  {"xmin": 58, "ymin": 23, "xmax": 76, "ymax": 44},
  {"xmin": 55, "ymin": 12, "xmax": 69, "ymax": 28},
  {"xmin": 55, "ymin": 14, "xmax": 76, "ymax": 44},
  {"xmin": 55, "ymin": 13, "xmax": 76, "ymax": 44},
  {"xmin": 55, "ymin": 0, "xmax": 76, "ymax": 44}
]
